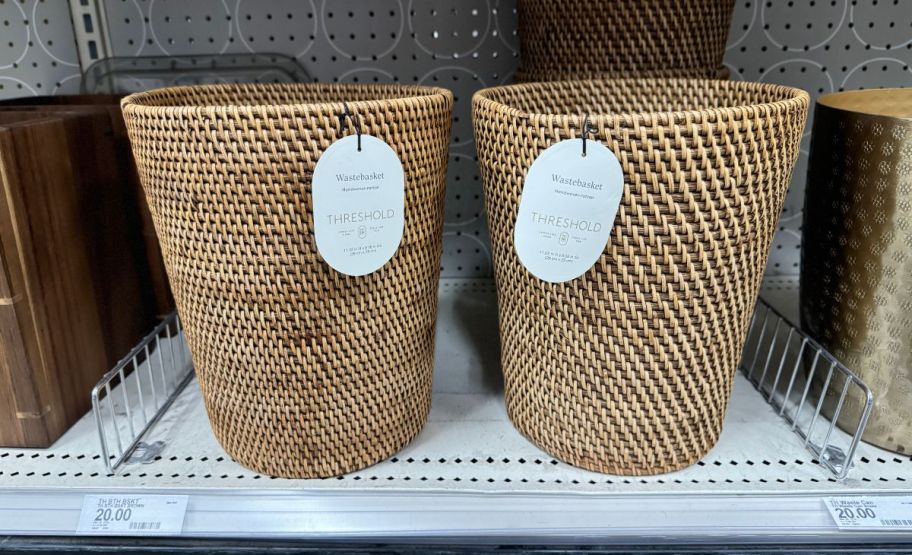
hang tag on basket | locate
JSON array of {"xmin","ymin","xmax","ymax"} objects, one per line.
[
  {"xmin": 313, "ymin": 134, "xmax": 405, "ymax": 276},
  {"xmin": 514, "ymin": 138, "xmax": 624, "ymax": 283}
]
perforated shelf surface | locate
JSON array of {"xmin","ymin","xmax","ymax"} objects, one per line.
[{"xmin": 1, "ymin": 277, "xmax": 911, "ymax": 542}]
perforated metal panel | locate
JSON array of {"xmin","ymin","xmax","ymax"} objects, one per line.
[
  {"xmin": 0, "ymin": 0, "xmax": 82, "ymax": 99},
  {"xmin": 723, "ymin": 0, "xmax": 912, "ymax": 274},
  {"xmin": 4, "ymin": 0, "xmax": 912, "ymax": 275}
]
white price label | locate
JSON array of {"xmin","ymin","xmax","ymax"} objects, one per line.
[
  {"xmin": 76, "ymin": 494, "xmax": 188, "ymax": 535},
  {"xmin": 826, "ymin": 496, "xmax": 912, "ymax": 529}
]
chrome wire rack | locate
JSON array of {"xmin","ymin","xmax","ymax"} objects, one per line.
[
  {"xmin": 91, "ymin": 312, "xmax": 193, "ymax": 474},
  {"xmin": 740, "ymin": 298, "xmax": 874, "ymax": 479}
]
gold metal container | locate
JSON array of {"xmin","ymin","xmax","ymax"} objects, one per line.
[{"xmin": 801, "ymin": 88, "xmax": 912, "ymax": 454}]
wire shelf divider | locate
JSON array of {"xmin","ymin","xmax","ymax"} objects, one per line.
[
  {"xmin": 740, "ymin": 298, "xmax": 874, "ymax": 479},
  {"xmin": 91, "ymin": 311, "xmax": 193, "ymax": 474}
]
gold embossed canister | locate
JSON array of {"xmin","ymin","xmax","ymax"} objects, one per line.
[{"xmin": 801, "ymin": 88, "xmax": 912, "ymax": 454}]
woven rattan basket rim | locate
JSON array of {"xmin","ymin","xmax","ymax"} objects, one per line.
[
  {"xmin": 121, "ymin": 82, "xmax": 453, "ymax": 118},
  {"xmin": 473, "ymin": 78, "xmax": 809, "ymax": 129},
  {"xmin": 513, "ymin": 66, "xmax": 732, "ymax": 82}
]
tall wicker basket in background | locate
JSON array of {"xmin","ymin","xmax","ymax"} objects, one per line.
[
  {"xmin": 122, "ymin": 83, "xmax": 453, "ymax": 478},
  {"xmin": 473, "ymin": 79, "xmax": 808, "ymax": 475},
  {"xmin": 515, "ymin": 0, "xmax": 736, "ymax": 82}
]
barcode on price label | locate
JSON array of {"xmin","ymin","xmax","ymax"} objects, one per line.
[
  {"xmin": 881, "ymin": 519, "xmax": 912, "ymax": 527},
  {"xmin": 76, "ymin": 494, "xmax": 188, "ymax": 535},
  {"xmin": 129, "ymin": 521, "xmax": 162, "ymax": 531},
  {"xmin": 826, "ymin": 496, "xmax": 912, "ymax": 530}
]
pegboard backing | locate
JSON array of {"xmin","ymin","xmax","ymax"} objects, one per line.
[
  {"xmin": 0, "ymin": 0, "xmax": 81, "ymax": 100},
  {"xmin": 723, "ymin": 0, "xmax": 912, "ymax": 274},
  {"xmin": 3, "ymin": 0, "xmax": 910, "ymax": 276}
]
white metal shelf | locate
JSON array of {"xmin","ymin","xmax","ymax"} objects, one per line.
[{"xmin": 0, "ymin": 277, "xmax": 910, "ymax": 543}]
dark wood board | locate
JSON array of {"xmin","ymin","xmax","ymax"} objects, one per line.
[
  {"xmin": 0, "ymin": 96, "xmax": 173, "ymax": 319},
  {"xmin": 0, "ymin": 116, "xmax": 110, "ymax": 446}
]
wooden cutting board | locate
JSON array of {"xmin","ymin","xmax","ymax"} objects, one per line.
[
  {"xmin": 0, "ymin": 110, "xmax": 161, "ymax": 447},
  {"xmin": 0, "ymin": 96, "xmax": 173, "ymax": 320},
  {"xmin": 0, "ymin": 115, "xmax": 111, "ymax": 446}
]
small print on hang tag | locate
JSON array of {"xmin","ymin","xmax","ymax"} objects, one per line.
[
  {"xmin": 76, "ymin": 494, "xmax": 188, "ymax": 535},
  {"xmin": 313, "ymin": 134, "xmax": 405, "ymax": 276},
  {"xmin": 514, "ymin": 138, "xmax": 624, "ymax": 283},
  {"xmin": 826, "ymin": 496, "xmax": 912, "ymax": 530}
]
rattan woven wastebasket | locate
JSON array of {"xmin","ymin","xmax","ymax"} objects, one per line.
[
  {"xmin": 515, "ymin": 0, "xmax": 735, "ymax": 82},
  {"xmin": 122, "ymin": 83, "xmax": 453, "ymax": 478},
  {"xmin": 473, "ymin": 79, "xmax": 809, "ymax": 475}
]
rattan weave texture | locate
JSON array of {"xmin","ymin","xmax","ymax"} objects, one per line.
[
  {"xmin": 515, "ymin": 0, "xmax": 735, "ymax": 82},
  {"xmin": 473, "ymin": 78, "xmax": 808, "ymax": 475},
  {"xmin": 122, "ymin": 83, "xmax": 453, "ymax": 478}
]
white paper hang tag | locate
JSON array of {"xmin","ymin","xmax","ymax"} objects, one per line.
[
  {"xmin": 312, "ymin": 134, "xmax": 405, "ymax": 276},
  {"xmin": 514, "ymin": 138, "xmax": 624, "ymax": 283}
]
